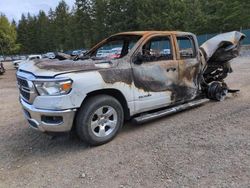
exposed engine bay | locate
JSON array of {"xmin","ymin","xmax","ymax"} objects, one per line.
[{"xmin": 200, "ymin": 31, "xmax": 245, "ymax": 101}]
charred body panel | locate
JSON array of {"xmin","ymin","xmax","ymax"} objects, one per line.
[
  {"xmin": 178, "ymin": 59, "xmax": 201, "ymax": 101},
  {"xmin": 35, "ymin": 59, "xmax": 111, "ymax": 72},
  {"xmin": 132, "ymin": 65, "xmax": 173, "ymax": 92},
  {"xmin": 98, "ymin": 67, "xmax": 133, "ymax": 85},
  {"xmin": 131, "ymin": 63, "xmax": 195, "ymax": 102}
]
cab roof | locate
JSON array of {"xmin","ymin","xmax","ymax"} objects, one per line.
[{"xmin": 112, "ymin": 31, "xmax": 194, "ymax": 37}]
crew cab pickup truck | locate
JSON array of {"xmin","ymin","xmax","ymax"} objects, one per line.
[{"xmin": 16, "ymin": 31, "xmax": 245, "ymax": 145}]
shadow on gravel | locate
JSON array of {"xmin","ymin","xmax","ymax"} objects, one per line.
[
  {"xmin": 7, "ymin": 105, "xmax": 205, "ymax": 154},
  {"xmin": 120, "ymin": 104, "xmax": 210, "ymax": 135},
  {"xmin": 4, "ymin": 120, "xmax": 149, "ymax": 160},
  {"xmin": 2, "ymin": 102, "xmax": 213, "ymax": 166},
  {"xmin": 1, "ymin": 127, "xmax": 88, "ymax": 163}
]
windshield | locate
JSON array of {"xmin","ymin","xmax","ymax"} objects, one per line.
[{"xmin": 88, "ymin": 35, "xmax": 142, "ymax": 60}]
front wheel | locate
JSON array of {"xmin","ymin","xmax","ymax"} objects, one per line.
[
  {"xmin": 76, "ymin": 95, "xmax": 124, "ymax": 146},
  {"xmin": 207, "ymin": 82, "xmax": 228, "ymax": 101}
]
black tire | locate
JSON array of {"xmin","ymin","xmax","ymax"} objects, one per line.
[
  {"xmin": 76, "ymin": 95, "xmax": 124, "ymax": 146},
  {"xmin": 207, "ymin": 82, "xmax": 228, "ymax": 101}
]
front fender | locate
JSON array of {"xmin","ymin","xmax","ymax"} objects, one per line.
[{"xmin": 33, "ymin": 71, "xmax": 134, "ymax": 111}]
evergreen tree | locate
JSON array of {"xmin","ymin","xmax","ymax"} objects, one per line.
[
  {"xmin": 75, "ymin": 0, "xmax": 94, "ymax": 48},
  {"xmin": 53, "ymin": 0, "xmax": 71, "ymax": 51},
  {"xmin": 14, "ymin": 0, "xmax": 250, "ymax": 54},
  {"xmin": 0, "ymin": 14, "xmax": 19, "ymax": 54},
  {"xmin": 35, "ymin": 11, "xmax": 50, "ymax": 53}
]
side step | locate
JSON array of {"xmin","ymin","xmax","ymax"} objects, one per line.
[{"xmin": 133, "ymin": 98, "xmax": 210, "ymax": 124}]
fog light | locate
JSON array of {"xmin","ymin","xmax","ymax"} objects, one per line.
[{"xmin": 41, "ymin": 116, "xmax": 63, "ymax": 124}]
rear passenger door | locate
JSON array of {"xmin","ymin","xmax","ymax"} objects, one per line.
[
  {"xmin": 132, "ymin": 35, "xmax": 179, "ymax": 113},
  {"xmin": 175, "ymin": 34, "xmax": 201, "ymax": 102}
]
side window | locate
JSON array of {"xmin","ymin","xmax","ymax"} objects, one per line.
[
  {"xmin": 142, "ymin": 36, "xmax": 173, "ymax": 62},
  {"xmin": 177, "ymin": 36, "xmax": 196, "ymax": 59}
]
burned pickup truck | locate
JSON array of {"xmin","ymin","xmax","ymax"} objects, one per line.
[{"xmin": 16, "ymin": 31, "xmax": 245, "ymax": 145}]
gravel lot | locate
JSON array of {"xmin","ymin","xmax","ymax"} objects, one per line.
[{"xmin": 0, "ymin": 58, "xmax": 250, "ymax": 188}]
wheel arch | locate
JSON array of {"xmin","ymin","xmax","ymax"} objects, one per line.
[{"xmin": 81, "ymin": 88, "xmax": 131, "ymax": 120}]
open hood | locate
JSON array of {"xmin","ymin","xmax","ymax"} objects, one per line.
[
  {"xmin": 200, "ymin": 31, "xmax": 245, "ymax": 84},
  {"xmin": 200, "ymin": 31, "xmax": 245, "ymax": 63}
]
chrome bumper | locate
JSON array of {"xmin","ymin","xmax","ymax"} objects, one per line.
[{"xmin": 20, "ymin": 98, "xmax": 76, "ymax": 132}]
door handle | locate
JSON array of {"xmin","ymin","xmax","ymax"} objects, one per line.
[{"xmin": 166, "ymin": 67, "xmax": 176, "ymax": 72}]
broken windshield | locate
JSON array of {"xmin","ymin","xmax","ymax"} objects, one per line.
[{"xmin": 84, "ymin": 35, "xmax": 142, "ymax": 60}]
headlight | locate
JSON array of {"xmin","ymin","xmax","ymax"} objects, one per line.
[{"xmin": 34, "ymin": 79, "xmax": 73, "ymax": 96}]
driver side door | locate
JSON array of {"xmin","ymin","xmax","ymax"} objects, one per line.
[{"xmin": 131, "ymin": 35, "xmax": 180, "ymax": 113}]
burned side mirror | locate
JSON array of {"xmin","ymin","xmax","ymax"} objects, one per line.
[{"xmin": 134, "ymin": 52, "xmax": 145, "ymax": 65}]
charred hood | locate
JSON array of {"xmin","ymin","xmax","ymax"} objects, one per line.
[
  {"xmin": 19, "ymin": 58, "xmax": 114, "ymax": 77},
  {"xmin": 35, "ymin": 59, "xmax": 100, "ymax": 72}
]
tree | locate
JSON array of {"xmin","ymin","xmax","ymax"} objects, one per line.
[
  {"xmin": 0, "ymin": 14, "xmax": 19, "ymax": 54},
  {"xmin": 75, "ymin": 0, "xmax": 94, "ymax": 48},
  {"xmin": 105, "ymin": 0, "xmax": 139, "ymax": 33},
  {"xmin": 36, "ymin": 11, "xmax": 52, "ymax": 53},
  {"xmin": 53, "ymin": 0, "xmax": 72, "ymax": 51},
  {"xmin": 15, "ymin": 0, "xmax": 250, "ymax": 54}
]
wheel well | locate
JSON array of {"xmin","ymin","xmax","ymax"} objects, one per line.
[{"xmin": 84, "ymin": 89, "xmax": 131, "ymax": 120}]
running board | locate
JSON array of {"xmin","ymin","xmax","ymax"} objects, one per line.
[{"xmin": 133, "ymin": 98, "xmax": 210, "ymax": 124}]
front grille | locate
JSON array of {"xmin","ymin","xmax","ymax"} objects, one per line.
[
  {"xmin": 17, "ymin": 77, "xmax": 30, "ymax": 101},
  {"xmin": 16, "ymin": 72, "xmax": 37, "ymax": 103},
  {"xmin": 20, "ymin": 89, "xmax": 30, "ymax": 100},
  {"xmin": 17, "ymin": 77, "xmax": 29, "ymax": 87}
]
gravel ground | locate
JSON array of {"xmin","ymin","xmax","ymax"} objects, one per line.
[{"xmin": 0, "ymin": 58, "xmax": 250, "ymax": 188}]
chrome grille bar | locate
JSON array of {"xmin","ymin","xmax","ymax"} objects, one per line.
[{"xmin": 16, "ymin": 72, "xmax": 37, "ymax": 104}]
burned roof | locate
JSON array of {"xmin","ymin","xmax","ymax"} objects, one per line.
[{"xmin": 112, "ymin": 31, "xmax": 194, "ymax": 37}]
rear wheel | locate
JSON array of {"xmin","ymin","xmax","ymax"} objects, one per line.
[{"xmin": 76, "ymin": 95, "xmax": 124, "ymax": 146}]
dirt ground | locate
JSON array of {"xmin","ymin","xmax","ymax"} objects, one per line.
[{"xmin": 0, "ymin": 58, "xmax": 250, "ymax": 188}]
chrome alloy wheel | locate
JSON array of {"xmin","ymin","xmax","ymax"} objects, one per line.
[{"xmin": 90, "ymin": 106, "xmax": 118, "ymax": 137}]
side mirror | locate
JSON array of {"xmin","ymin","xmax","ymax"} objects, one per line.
[{"xmin": 134, "ymin": 52, "xmax": 144, "ymax": 65}]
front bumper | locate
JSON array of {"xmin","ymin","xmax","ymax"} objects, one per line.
[{"xmin": 20, "ymin": 98, "xmax": 77, "ymax": 132}]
